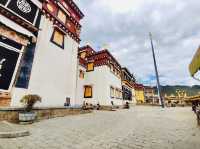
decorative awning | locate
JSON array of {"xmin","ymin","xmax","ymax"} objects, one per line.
[
  {"xmin": 189, "ymin": 47, "xmax": 200, "ymax": 76},
  {"xmin": 0, "ymin": 15, "xmax": 36, "ymax": 45},
  {"xmin": 0, "ymin": 15, "xmax": 35, "ymax": 38}
]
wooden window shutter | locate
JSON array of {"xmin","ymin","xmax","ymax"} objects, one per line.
[
  {"xmin": 79, "ymin": 70, "xmax": 84, "ymax": 79},
  {"xmin": 51, "ymin": 29, "xmax": 64, "ymax": 49},
  {"xmin": 84, "ymin": 86, "xmax": 92, "ymax": 98},
  {"xmin": 57, "ymin": 9, "xmax": 67, "ymax": 24},
  {"xmin": 80, "ymin": 52, "xmax": 86, "ymax": 59},
  {"xmin": 87, "ymin": 62, "xmax": 94, "ymax": 71}
]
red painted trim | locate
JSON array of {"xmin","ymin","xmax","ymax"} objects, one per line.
[
  {"xmin": 134, "ymin": 83, "xmax": 145, "ymax": 90},
  {"xmin": 63, "ymin": 0, "xmax": 84, "ymax": 19},
  {"xmin": 78, "ymin": 46, "xmax": 122, "ymax": 72},
  {"xmin": 0, "ymin": 6, "xmax": 38, "ymax": 33},
  {"xmin": 42, "ymin": 2, "xmax": 81, "ymax": 43}
]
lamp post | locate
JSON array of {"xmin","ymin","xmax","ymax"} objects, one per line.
[{"xmin": 149, "ymin": 33, "xmax": 165, "ymax": 108}]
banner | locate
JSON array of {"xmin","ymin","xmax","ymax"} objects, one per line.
[{"xmin": 0, "ymin": 45, "xmax": 19, "ymax": 90}]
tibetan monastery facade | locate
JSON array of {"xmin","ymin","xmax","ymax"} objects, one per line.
[
  {"xmin": 0, "ymin": 0, "xmax": 84, "ymax": 107},
  {"xmin": 121, "ymin": 67, "xmax": 136, "ymax": 104},
  {"xmin": 77, "ymin": 45, "xmax": 124, "ymax": 106},
  {"xmin": 0, "ymin": 0, "xmax": 42, "ymax": 106}
]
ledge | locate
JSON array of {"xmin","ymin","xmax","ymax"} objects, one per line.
[
  {"xmin": 0, "ymin": 121, "xmax": 30, "ymax": 138},
  {"xmin": 0, "ymin": 106, "xmax": 83, "ymax": 111},
  {"xmin": 0, "ymin": 130, "xmax": 30, "ymax": 138}
]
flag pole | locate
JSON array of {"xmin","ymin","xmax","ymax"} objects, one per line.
[{"xmin": 149, "ymin": 32, "xmax": 165, "ymax": 108}]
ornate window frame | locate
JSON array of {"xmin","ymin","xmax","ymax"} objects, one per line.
[
  {"xmin": 50, "ymin": 28, "xmax": 65, "ymax": 49},
  {"xmin": 86, "ymin": 62, "xmax": 94, "ymax": 72},
  {"xmin": 84, "ymin": 85, "xmax": 93, "ymax": 98}
]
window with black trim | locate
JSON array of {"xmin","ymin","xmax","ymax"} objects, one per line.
[
  {"xmin": 80, "ymin": 52, "xmax": 86, "ymax": 59},
  {"xmin": 57, "ymin": 9, "xmax": 67, "ymax": 24},
  {"xmin": 87, "ymin": 62, "xmax": 94, "ymax": 72},
  {"xmin": 115, "ymin": 88, "xmax": 122, "ymax": 99},
  {"xmin": 110, "ymin": 64, "xmax": 114, "ymax": 73},
  {"xmin": 110, "ymin": 86, "xmax": 115, "ymax": 98},
  {"xmin": 84, "ymin": 86, "xmax": 92, "ymax": 98},
  {"xmin": 79, "ymin": 70, "xmax": 84, "ymax": 79},
  {"xmin": 51, "ymin": 29, "xmax": 65, "ymax": 49}
]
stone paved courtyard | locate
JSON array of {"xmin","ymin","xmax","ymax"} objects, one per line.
[{"xmin": 0, "ymin": 106, "xmax": 199, "ymax": 149}]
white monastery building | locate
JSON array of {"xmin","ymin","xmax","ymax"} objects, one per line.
[
  {"xmin": 77, "ymin": 45, "xmax": 124, "ymax": 106},
  {"xmin": 121, "ymin": 67, "xmax": 136, "ymax": 104},
  {"xmin": 0, "ymin": 0, "xmax": 138, "ymax": 108},
  {"xmin": 0, "ymin": 0, "xmax": 84, "ymax": 107}
]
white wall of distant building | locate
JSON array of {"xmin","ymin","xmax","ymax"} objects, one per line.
[{"xmin": 76, "ymin": 65, "xmax": 123, "ymax": 106}]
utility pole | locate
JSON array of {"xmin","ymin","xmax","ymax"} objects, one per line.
[{"xmin": 149, "ymin": 32, "xmax": 165, "ymax": 108}]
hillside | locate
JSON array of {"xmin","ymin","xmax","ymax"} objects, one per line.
[{"xmin": 153, "ymin": 85, "xmax": 200, "ymax": 96}]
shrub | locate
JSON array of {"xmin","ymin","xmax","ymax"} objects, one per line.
[{"xmin": 20, "ymin": 94, "xmax": 41, "ymax": 112}]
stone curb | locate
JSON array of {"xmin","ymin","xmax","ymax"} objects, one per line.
[{"xmin": 0, "ymin": 130, "xmax": 30, "ymax": 138}]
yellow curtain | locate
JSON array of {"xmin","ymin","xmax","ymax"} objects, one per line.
[
  {"xmin": 53, "ymin": 30, "xmax": 64, "ymax": 46},
  {"xmin": 80, "ymin": 52, "xmax": 86, "ymax": 58},
  {"xmin": 87, "ymin": 63, "xmax": 94, "ymax": 71},
  {"xmin": 84, "ymin": 86, "xmax": 92, "ymax": 97},
  {"xmin": 0, "ymin": 25, "xmax": 28, "ymax": 46},
  {"xmin": 57, "ymin": 10, "xmax": 66, "ymax": 24}
]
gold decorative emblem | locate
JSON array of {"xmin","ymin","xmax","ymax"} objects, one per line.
[{"xmin": 17, "ymin": 0, "xmax": 32, "ymax": 13}]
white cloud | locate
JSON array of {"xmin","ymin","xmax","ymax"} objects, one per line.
[
  {"xmin": 75, "ymin": 0, "xmax": 200, "ymax": 86},
  {"xmin": 97, "ymin": 0, "xmax": 142, "ymax": 14}
]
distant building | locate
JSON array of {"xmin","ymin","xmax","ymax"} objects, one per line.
[
  {"xmin": 164, "ymin": 90, "xmax": 188, "ymax": 106},
  {"xmin": 134, "ymin": 84, "xmax": 145, "ymax": 103},
  {"xmin": 121, "ymin": 67, "xmax": 136, "ymax": 104},
  {"xmin": 77, "ymin": 45, "xmax": 123, "ymax": 106},
  {"xmin": 144, "ymin": 86, "xmax": 159, "ymax": 104}
]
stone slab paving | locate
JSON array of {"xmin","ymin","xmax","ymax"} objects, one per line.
[
  {"xmin": 0, "ymin": 121, "xmax": 29, "ymax": 138},
  {"xmin": 0, "ymin": 106, "xmax": 199, "ymax": 149},
  {"xmin": 0, "ymin": 122, "xmax": 15, "ymax": 132}
]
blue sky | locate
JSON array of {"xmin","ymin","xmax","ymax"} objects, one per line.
[{"xmin": 75, "ymin": 0, "xmax": 200, "ymax": 86}]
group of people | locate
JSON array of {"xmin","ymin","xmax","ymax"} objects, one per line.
[{"xmin": 64, "ymin": 100, "xmax": 130, "ymax": 110}]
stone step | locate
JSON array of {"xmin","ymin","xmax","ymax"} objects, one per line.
[{"xmin": 0, "ymin": 121, "xmax": 29, "ymax": 138}]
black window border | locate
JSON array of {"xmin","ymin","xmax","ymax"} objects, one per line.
[
  {"xmin": 50, "ymin": 29, "xmax": 65, "ymax": 49},
  {"xmin": 57, "ymin": 9, "xmax": 67, "ymax": 25},
  {"xmin": 79, "ymin": 69, "xmax": 85, "ymax": 79},
  {"xmin": 86, "ymin": 62, "xmax": 94, "ymax": 72},
  {"xmin": 84, "ymin": 85, "xmax": 93, "ymax": 98}
]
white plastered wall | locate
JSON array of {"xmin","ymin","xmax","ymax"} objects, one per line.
[
  {"xmin": 11, "ymin": 15, "xmax": 79, "ymax": 107},
  {"xmin": 75, "ymin": 65, "xmax": 86, "ymax": 106},
  {"xmin": 76, "ymin": 65, "xmax": 123, "ymax": 106}
]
